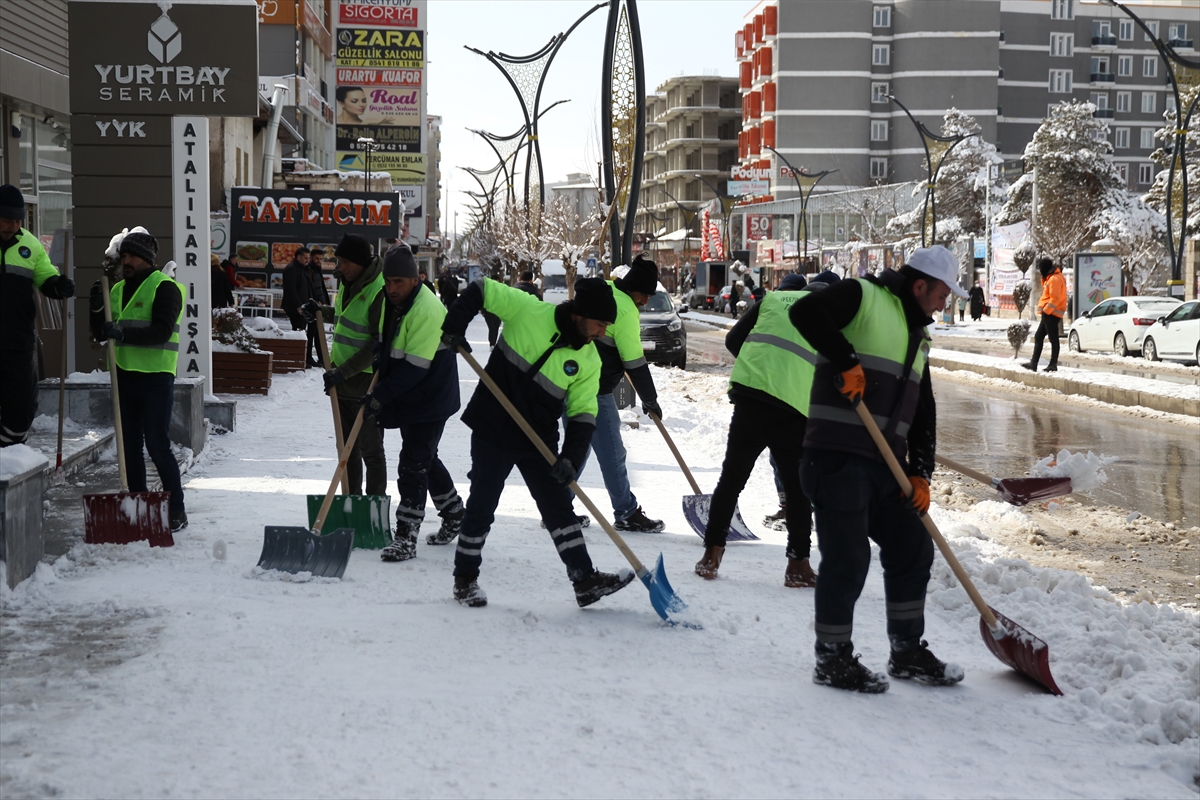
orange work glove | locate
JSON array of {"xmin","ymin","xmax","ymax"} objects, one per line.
[
  {"xmin": 905, "ymin": 476, "xmax": 930, "ymax": 516},
  {"xmin": 836, "ymin": 363, "xmax": 866, "ymax": 405}
]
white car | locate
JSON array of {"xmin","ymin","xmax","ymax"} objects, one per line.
[
  {"xmin": 1067, "ymin": 295, "xmax": 1182, "ymax": 356},
  {"xmin": 1141, "ymin": 300, "xmax": 1200, "ymax": 365}
]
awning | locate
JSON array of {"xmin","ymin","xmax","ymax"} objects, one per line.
[{"xmin": 656, "ymin": 227, "xmax": 701, "ymax": 242}]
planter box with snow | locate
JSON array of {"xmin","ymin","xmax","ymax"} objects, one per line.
[
  {"xmin": 0, "ymin": 445, "xmax": 48, "ymax": 589},
  {"xmin": 212, "ymin": 350, "xmax": 273, "ymax": 395},
  {"xmin": 37, "ymin": 375, "xmax": 207, "ymax": 453},
  {"xmin": 252, "ymin": 336, "xmax": 307, "ymax": 373}
]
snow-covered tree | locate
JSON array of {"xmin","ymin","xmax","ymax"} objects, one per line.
[
  {"xmin": 996, "ymin": 101, "xmax": 1132, "ymax": 268},
  {"xmin": 542, "ymin": 195, "xmax": 602, "ymax": 298},
  {"xmin": 887, "ymin": 109, "xmax": 1006, "ymax": 244}
]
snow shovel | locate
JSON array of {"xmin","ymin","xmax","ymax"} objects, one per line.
[
  {"xmin": 936, "ymin": 455, "xmax": 1072, "ymax": 507},
  {"xmin": 646, "ymin": 412, "xmax": 758, "ymax": 542},
  {"xmin": 256, "ymin": 375, "xmax": 380, "ymax": 578},
  {"xmin": 315, "ymin": 309, "xmax": 348, "ymax": 494},
  {"xmin": 460, "ymin": 346, "xmax": 689, "ymax": 624},
  {"xmin": 855, "ymin": 400, "xmax": 1062, "ymax": 695},
  {"xmin": 83, "ymin": 275, "xmax": 173, "ymax": 548}
]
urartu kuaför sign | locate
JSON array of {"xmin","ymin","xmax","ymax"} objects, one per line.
[{"xmin": 69, "ymin": 1, "xmax": 258, "ymax": 116}]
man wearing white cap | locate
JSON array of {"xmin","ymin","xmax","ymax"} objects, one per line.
[{"xmin": 788, "ymin": 245, "xmax": 968, "ymax": 694}]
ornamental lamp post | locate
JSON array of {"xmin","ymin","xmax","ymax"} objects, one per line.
[
  {"xmin": 763, "ymin": 144, "xmax": 837, "ymax": 267},
  {"xmin": 888, "ymin": 95, "xmax": 975, "ymax": 247},
  {"xmin": 1081, "ymin": 0, "xmax": 1199, "ymax": 293}
]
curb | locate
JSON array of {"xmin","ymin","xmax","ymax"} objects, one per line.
[{"xmin": 930, "ymin": 356, "xmax": 1200, "ymax": 417}]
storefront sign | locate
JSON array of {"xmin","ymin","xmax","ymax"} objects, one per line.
[
  {"xmin": 69, "ymin": 1, "xmax": 258, "ymax": 116},
  {"xmin": 731, "ymin": 165, "xmax": 770, "ymax": 180},
  {"xmin": 729, "ymin": 180, "xmax": 770, "ymax": 196},
  {"xmin": 173, "ymin": 117, "xmax": 212, "ymax": 381},
  {"xmin": 745, "ymin": 213, "xmax": 773, "ymax": 241},
  {"xmin": 334, "ymin": 68, "xmax": 421, "ymax": 152},
  {"xmin": 398, "ymin": 186, "xmax": 423, "ymax": 218},
  {"xmin": 339, "ymin": 0, "xmax": 419, "ymax": 27},
  {"xmin": 335, "ymin": 28, "xmax": 424, "ymax": 68}
]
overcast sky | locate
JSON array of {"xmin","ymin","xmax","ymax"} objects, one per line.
[{"xmin": 426, "ymin": 0, "xmax": 751, "ymax": 236}]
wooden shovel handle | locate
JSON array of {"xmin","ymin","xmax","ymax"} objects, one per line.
[
  {"xmin": 853, "ymin": 402, "xmax": 998, "ymax": 627},
  {"xmin": 458, "ymin": 346, "xmax": 647, "ymax": 575},
  {"xmin": 315, "ymin": 310, "xmax": 348, "ymax": 493},
  {"xmin": 935, "ymin": 455, "xmax": 997, "ymax": 488},
  {"xmin": 629, "ymin": 376, "xmax": 704, "ymax": 496},
  {"xmin": 311, "ymin": 372, "xmax": 380, "ymax": 534},
  {"xmin": 100, "ymin": 275, "xmax": 129, "ymax": 491}
]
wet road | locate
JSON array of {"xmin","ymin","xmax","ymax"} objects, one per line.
[{"xmin": 686, "ymin": 323, "xmax": 1199, "ymax": 525}]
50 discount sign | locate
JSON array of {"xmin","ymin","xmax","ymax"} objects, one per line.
[{"xmin": 746, "ymin": 214, "xmax": 773, "ymax": 241}]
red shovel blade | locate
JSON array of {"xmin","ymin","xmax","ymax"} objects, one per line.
[
  {"xmin": 83, "ymin": 491, "xmax": 174, "ymax": 548},
  {"xmin": 994, "ymin": 477, "xmax": 1073, "ymax": 506},
  {"xmin": 980, "ymin": 607, "xmax": 1063, "ymax": 695}
]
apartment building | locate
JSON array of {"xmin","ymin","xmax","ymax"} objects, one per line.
[
  {"xmin": 638, "ymin": 75, "xmax": 741, "ymax": 239},
  {"xmin": 737, "ymin": 0, "xmax": 1195, "ymax": 198}
]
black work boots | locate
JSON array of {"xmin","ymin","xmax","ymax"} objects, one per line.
[
  {"xmin": 614, "ymin": 506, "xmax": 665, "ymax": 532},
  {"xmin": 426, "ymin": 505, "xmax": 464, "ymax": 545},
  {"xmin": 887, "ymin": 639, "xmax": 965, "ymax": 686},
  {"xmin": 453, "ymin": 575, "xmax": 487, "ymax": 607},
  {"xmin": 573, "ymin": 568, "xmax": 635, "ymax": 607},
  {"xmin": 812, "ymin": 643, "xmax": 890, "ymax": 694},
  {"xmin": 381, "ymin": 523, "xmax": 418, "ymax": 562}
]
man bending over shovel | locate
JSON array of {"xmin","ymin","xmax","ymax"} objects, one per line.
[
  {"xmin": 360, "ymin": 244, "xmax": 464, "ymax": 562},
  {"xmin": 790, "ymin": 246, "xmax": 965, "ymax": 693},
  {"xmin": 440, "ymin": 277, "xmax": 635, "ymax": 608}
]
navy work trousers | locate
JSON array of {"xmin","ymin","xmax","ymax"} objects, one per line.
[
  {"xmin": 800, "ymin": 447, "xmax": 933, "ymax": 647},
  {"xmin": 117, "ymin": 368, "xmax": 184, "ymax": 517},
  {"xmin": 393, "ymin": 420, "xmax": 461, "ymax": 527}
]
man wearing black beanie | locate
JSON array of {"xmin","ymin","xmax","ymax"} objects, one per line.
[
  {"xmin": 570, "ymin": 253, "xmax": 666, "ymax": 532},
  {"xmin": 1, "ymin": 184, "xmax": 74, "ymax": 448},
  {"xmin": 439, "ymin": 274, "xmax": 634, "ymax": 608}
]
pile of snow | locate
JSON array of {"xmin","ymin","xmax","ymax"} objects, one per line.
[
  {"xmin": 1031, "ymin": 448, "xmax": 1118, "ymax": 491},
  {"xmin": 242, "ymin": 316, "xmax": 282, "ymax": 335},
  {"xmin": 0, "ymin": 444, "xmax": 48, "ymax": 480}
]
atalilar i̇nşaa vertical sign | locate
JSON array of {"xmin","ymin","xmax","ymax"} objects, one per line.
[{"xmin": 173, "ymin": 117, "xmax": 212, "ymax": 381}]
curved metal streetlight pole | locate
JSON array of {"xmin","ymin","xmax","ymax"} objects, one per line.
[
  {"xmin": 1082, "ymin": 0, "xmax": 1199, "ymax": 287},
  {"xmin": 763, "ymin": 144, "xmax": 837, "ymax": 266},
  {"xmin": 889, "ymin": 95, "xmax": 974, "ymax": 247}
]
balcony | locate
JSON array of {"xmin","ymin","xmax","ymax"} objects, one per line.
[
  {"xmin": 1168, "ymin": 38, "xmax": 1194, "ymax": 50},
  {"xmin": 1094, "ymin": 108, "xmax": 1115, "ymax": 118},
  {"xmin": 1090, "ymin": 72, "xmax": 1116, "ymax": 83},
  {"xmin": 1091, "ymin": 35, "xmax": 1118, "ymax": 47}
]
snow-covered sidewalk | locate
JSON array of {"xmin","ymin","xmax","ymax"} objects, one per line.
[{"xmin": 2, "ymin": 316, "xmax": 1197, "ymax": 798}]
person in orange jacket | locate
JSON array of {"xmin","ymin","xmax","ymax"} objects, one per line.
[{"xmin": 1023, "ymin": 257, "xmax": 1067, "ymax": 372}]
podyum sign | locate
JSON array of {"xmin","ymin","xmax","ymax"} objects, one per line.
[{"xmin": 173, "ymin": 117, "xmax": 212, "ymax": 381}]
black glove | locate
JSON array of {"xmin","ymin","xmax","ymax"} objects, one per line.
[
  {"xmin": 371, "ymin": 341, "xmax": 384, "ymax": 372},
  {"xmin": 322, "ymin": 369, "xmax": 345, "ymax": 395},
  {"xmin": 47, "ymin": 275, "xmax": 75, "ymax": 299},
  {"xmin": 441, "ymin": 331, "xmax": 471, "ymax": 353},
  {"xmin": 99, "ymin": 321, "xmax": 124, "ymax": 342},
  {"xmin": 360, "ymin": 394, "xmax": 383, "ymax": 418},
  {"xmin": 550, "ymin": 457, "xmax": 576, "ymax": 486},
  {"xmin": 301, "ymin": 299, "xmax": 320, "ymax": 324},
  {"xmin": 642, "ymin": 400, "xmax": 662, "ymax": 420},
  {"xmin": 90, "ymin": 280, "xmax": 106, "ymax": 312}
]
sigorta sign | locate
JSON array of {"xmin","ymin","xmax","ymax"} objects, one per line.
[
  {"xmin": 231, "ymin": 189, "xmax": 402, "ymax": 240},
  {"xmin": 69, "ymin": 1, "xmax": 258, "ymax": 116}
]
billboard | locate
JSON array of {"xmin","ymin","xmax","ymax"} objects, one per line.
[
  {"xmin": 335, "ymin": 1, "xmax": 427, "ymax": 187},
  {"xmin": 1074, "ymin": 253, "xmax": 1123, "ymax": 318}
]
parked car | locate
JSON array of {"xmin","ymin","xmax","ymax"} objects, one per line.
[
  {"xmin": 1141, "ymin": 300, "xmax": 1200, "ymax": 365},
  {"xmin": 638, "ymin": 289, "xmax": 688, "ymax": 369},
  {"xmin": 1068, "ymin": 295, "xmax": 1182, "ymax": 356}
]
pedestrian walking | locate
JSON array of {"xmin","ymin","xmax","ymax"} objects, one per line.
[
  {"xmin": 304, "ymin": 251, "xmax": 330, "ymax": 368},
  {"xmin": 790, "ymin": 246, "xmax": 966, "ymax": 693},
  {"xmin": 210, "ymin": 253, "xmax": 235, "ymax": 309},
  {"xmin": 573, "ymin": 254, "xmax": 665, "ymax": 533},
  {"xmin": 439, "ymin": 276, "xmax": 634, "ymax": 609},
  {"xmin": 437, "ymin": 268, "xmax": 459, "ymax": 308},
  {"xmin": 696, "ymin": 271, "xmax": 825, "ymax": 588},
  {"xmin": 302, "ymin": 234, "xmax": 387, "ymax": 495},
  {"xmin": 281, "ymin": 246, "xmax": 312, "ymax": 331},
  {"xmin": 514, "ymin": 269, "xmax": 542, "ymax": 300},
  {"xmin": 1023, "ymin": 258, "xmax": 1066, "ymax": 373},
  {"xmin": 957, "ymin": 295, "xmax": 966, "ymax": 322},
  {"xmin": 0, "ymin": 184, "xmax": 74, "ymax": 448},
  {"xmin": 359, "ymin": 244, "xmax": 464, "ymax": 561},
  {"xmin": 88, "ymin": 230, "xmax": 188, "ymax": 530},
  {"xmin": 418, "ymin": 268, "xmax": 435, "ymax": 295},
  {"xmin": 968, "ymin": 281, "xmax": 985, "ymax": 321},
  {"xmin": 729, "ymin": 281, "xmax": 742, "ymax": 318}
]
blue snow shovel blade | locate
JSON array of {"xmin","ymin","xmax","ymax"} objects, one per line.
[
  {"xmin": 682, "ymin": 494, "xmax": 759, "ymax": 542},
  {"xmin": 639, "ymin": 552, "xmax": 697, "ymax": 627},
  {"xmin": 258, "ymin": 526, "xmax": 355, "ymax": 579}
]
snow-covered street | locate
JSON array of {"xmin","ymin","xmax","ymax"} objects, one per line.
[{"xmin": 2, "ymin": 315, "xmax": 1197, "ymax": 798}]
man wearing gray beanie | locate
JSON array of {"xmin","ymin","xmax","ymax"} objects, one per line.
[
  {"xmin": 359, "ymin": 245, "xmax": 465, "ymax": 562},
  {"xmin": 439, "ymin": 274, "xmax": 634, "ymax": 609}
]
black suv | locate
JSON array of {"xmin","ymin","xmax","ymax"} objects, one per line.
[{"xmin": 638, "ymin": 290, "xmax": 687, "ymax": 369}]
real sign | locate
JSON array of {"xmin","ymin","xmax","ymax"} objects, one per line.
[
  {"xmin": 69, "ymin": 1, "xmax": 258, "ymax": 116},
  {"xmin": 729, "ymin": 180, "xmax": 770, "ymax": 196}
]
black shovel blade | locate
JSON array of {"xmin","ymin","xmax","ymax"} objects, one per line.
[
  {"xmin": 994, "ymin": 477, "xmax": 1073, "ymax": 506},
  {"xmin": 258, "ymin": 526, "xmax": 355, "ymax": 579}
]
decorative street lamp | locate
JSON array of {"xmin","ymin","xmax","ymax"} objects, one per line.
[
  {"xmin": 888, "ymin": 95, "xmax": 975, "ymax": 247},
  {"xmin": 694, "ymin": 173, "xmax": 739, "ymax": 258},
  {"xmin": 357, "ymin": 136, "xmax": 378, "ymax": 193},
  {"xmin": 763, "ymin": 144, "xmax": 837, "ymax": 266},
  {"xmin": 1082, "ymin": 0, "xmax": 1199, "ymax": 291}
]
